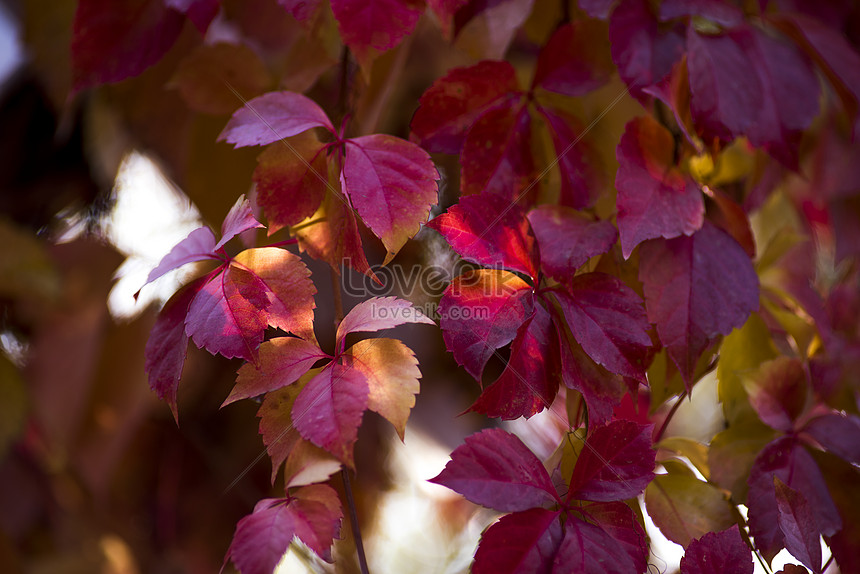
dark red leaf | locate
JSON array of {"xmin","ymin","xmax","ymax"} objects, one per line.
[
  {"xmin": 679, "ymin": 525, "xmax": 753, "ymax": 574},
  {"xmin": 567, "ymin": 420, "xmax": 655, "ymax": 502},
  {"xmin": 802, "ymin": 413, "xmax": 860, "ymax": 465},
  {"xmin": 460, "ymin": 98, "xmax": 536, "ymax": 201},
  {"xmin": 743, "ymin": 357, "xmax": 809, "ymax": 433},
  {"xmin": 552, "ymin": 503, "xmax": 648, "ymax": 574},
  {"xmin": 291, "ymin": 363, "xmax": 369, "ymax": 467},
  {"xmin": 71, "ymin": 0, "xmax": 185, "ymax": 90},
  {"xmin": 775, "ymin": 566, "xmax": 811, "ymax": 574},
  {"xmin": 704, "ymin": 187, "xmax": 756, "ymax": 258},
  {"xmin": 144, "ymin": 227, "xmax": 218, "ymax": 285},
  {"xmin": 144, "ymin": 276, "xmax": 207, "ymax": 422},
  {"xmin": 228, "ymin": 337, "xmax": 328, "ymax": 405},
  {"xmin": 658, "ymin": 0, "xmax": 744, "ymax": 26},
  {"xmin": 426, "ymin": 0, "xmax": 469, "ymax": 38},
  {"xmin": 427, "ymin": 194, "xmax": 539, "ymax": 278},
  {"xmin": 165, "ymin": 0, "xmax": 219, "ymax": 32},
  {"xmin": 472, "ymin": 508, "xmax": 563, "ymax": 574},
  {"xmin": 410, "ymin": 60, "xmax": 518, "ymax": 154},
  {"xmin": 341, "ymin": 134, "xmax": 439, "ymax": 259},
  {"xmin": 218, "ymin": 91, "xmax": 334, "ymax": 148},
  {"xmin": 278, "ymin": 0, "xmax": 323, "ymax": 21},
  {"xmin": 468, "ymin": 302, "xmax": 559, "ymax": 420},
  {"xmin": 609, "ymin": 0, "xmax": 686, "ymax": 100},
  {"xmin": 816, "ymin": 451, "xmax": 860, "ymax": 574},
  {"xmin": 438, "ymin": 270, "xmax": 535, "ymax": 380},
  {"xmin": 555, "ymin": 273, "xmax": 652, "ymax": 381},
  {"xmin": 336, "ymin": 296, "xmax": 435, "ymax": 343},
  {"xmin": 615, "ymin": 116, "xmax": 704, "ymax": 259},
  {"xmin": 330, "ymin": 0, "xmax": 424, "ymax": 63},
  {"xmin": 579, "ymin": 0, "xmax": 617, "ymax": 19},
  {"xmin": 774, "ymin": 478, "xmax": 822, "ymax": 574},
  {"xmin": 639, "ymin": 223, "xmax": 759, "ymax": 387},
  {"xmin": 430, "ymin": 427, "xmax": 560, "ymax": 512},
  {"xmin": 215, "ymin": 195, "xmax": 265, "ymax": 251},
  {"xmin": 527, "ymin": 206, "xmax": 617, "ymax": 284},
  {"xmin": 747, "ymin": 437, "xmax": 841, "ymax": 561},
  {"xmin": 532, "ymin": 20, "xmax": 614, "ymax": 97}
]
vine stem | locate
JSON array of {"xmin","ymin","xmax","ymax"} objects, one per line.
[{"xmin": 654, "ymin": 390, "xmax": 687, "ymax": 443}]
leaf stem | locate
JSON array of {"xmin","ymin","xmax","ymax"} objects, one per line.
[
  {"xmin": 341, "ymin": 467, "xmax": 370, "ymax": 574},
  {"xmin": 653, "ymin": 391, "xmax": 687, "ymax": 443}
]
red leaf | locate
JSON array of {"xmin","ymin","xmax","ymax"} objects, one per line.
[
  {"xmin": 336, "ymin": 296, "xmax": 434, "ymax": 344},
  {"xmin": 330, "ymin": 0, "xmax": 424, "ymax": 62},
  {"xmin": 802, "ymin": 413, "xmax": 860, "ymax": 464},
  {"xmin": 218, "ymin": 91, "xmax": 334, "ymax": 148},
  {"xmin": 254, "ymin": 135, "xmax": 328, "ymax": 234},
  {"xmin": 472, "ymin": 508, "xmax": 563, "ymax": 574},
  {"xmin": 460, "ymin": 98, "xmax": 536, "ymax": 201},
  {"xmin": 615, "ymin": 116, "xmax": 704, "ymax": 259},
  {"xmin": 527, "ymin": 206, "xmax": 617, "ymax": 284},
  {"xmin": 291, "ymin": 363, "xmax": 369, "ymax": 466},
  {"xmin": 658, "ymin": 0, "xmax": 744, "ymax": 26},
  {"xmin": 71, "ymin": 0, "xmax": 185, "ymax": 90},
  {"xmin": 774, "ymin": 478, "xmax": 823, "ymax": 574},
  {"xmin": 743, "ymin": 357, "xmax": 809, "ymax": 433},
  {"xmin": 567, "ymin": 420, "xmax": 655, "ymax": 502},
  {"xmin": 165, "ymin": 0, "xmax": 219, "ymax": 32},
  {"xmin": 144, "ymin": 226, "xmax": 218, "ymax": 285},
  {"xmin": 552, "ymin": 505, "xmax": 648, "ymax": 574},
  {"xmin": 555, "ymin": 273, "xmax": 652, "ymax": 381},
  {"xmin": 639, "ymin": 223, "xmax": 759, "ymax": 387},
  {"xmin": 226, "ymin": 484, "xmax": 342, "ymax": 573},
  {"xmin": 468, "ymin": 302, "xmax": 559, "ymax": 420},
  {"xmin": 679, "ymin": 525, "xmax": 753, "ymax": 574},
  {"xmin": 430, "ymin": 427, "xmax": 560, "ymax": 512},
  {"xmin": 438, "ymin": 270, "xmax": 535, "ymax": 380},
  {"xmin": 144, "ymin": 276, "xmax": 207, "ymax": 422},
  {"xmin": 532, "ymin": 20, "xmax": 614, "ymax": 97},
  {"xmin": 228, "ymin": 337, "xmax": 328, "ymax": 405},
  {"xmin": 608, "ymin": 0, "xmax": 686, "ymax": 100},
  {"xmin": 410, "ymin": 60, "xmax": 518, "ymax": 155},
  {"xmin": 215, "ymin": 195, "xmax": 265, "ymax": 251},
  {"xmin": 775, "ymin": 566, "xmax": 811, "ymax": 574},
  {"xmin": 579, "ymin": 0, "xmax": 616, "ymax": 19},
  {"xmin": 427, "ymin": 194, "xmax": 539, "ymax": 278},
  {"xmin": 427, "ymin": 0, "xmax": 469, "ymax": 38},
  {"xmin": 747, "ymin": 437, "xmax": 841, "ymax": 561},
  {"xmin": 341, "ymin": 134, "xmax": 439, "ymax": 259}
]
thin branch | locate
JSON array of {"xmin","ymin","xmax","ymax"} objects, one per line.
[
  {"xmin": 654, "ymin": 391, "xmax": 688, "ymax": 443},
  {"xmin": 341, "ymin": 467, "xmax": 370, "ymax": 574}
]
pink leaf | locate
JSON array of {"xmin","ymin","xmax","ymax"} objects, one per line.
[
  {"xmin": 802, "ymin": 413, "xmax": 860, "ymax": 465},
  {"xmin": 427, "ymin": 194, "xmax": 539, "ymax": 278},
  {"xmin": 430, "ymin": 427, "xmax": 560, "ymax": 512},
  {"xmin": 615, "ymin": 116, "xmax": 704, "ymax": 259},
  {"xmin": 460, "ymin": 98, "xmax": 536, "ymax": 201},
  {"xmin": 438, "ymin": 270, "xmax": 535, "ymax": 380},
  {"xmin": 71, "ymin": 0, "xmax": 185, "ymax": 90},
  {"xmin": 472, "ymin": 508, "xmax": 563, "ymax": 574},
  {"xmin": 215, "ymin": 195, "xmax": 265, "ymax": 251},
  {"xmin": 639, "ymin": 223, "xmax": 759, "ymax": 387},
  {"xmin": 228, "ymin": 337, "xmax": 328, "ymax": 405},
  {"xmin": 775, "ymin": 478, "xmax": 823, "ymax": 574},
  {"xmin": 427, "ymin": 0, "xmax": 469, "ymax": 38},
  {"xmin": 218, "ymin": 91, "xmax": 334, "ymax": 148},
  {"xmin": 291, "ymin": 363, "xmax": 369, "ymax": 467},
  {"xmin": 468, "ymin": 302, "xmax": 559, "ymax": 420},
  {"xmin": 555, "ymin": 273, "xmax": 653, "ymax": 381},
  {"xmin": 532, "ymin": 20, "xmax": 614, "ymax": 96},
  {"xmin": 226, "ymin": 484, "xmax": 342, "ymax": 573},
  {"xmin": 336, "ymin": 296, "xmax": 435, "ymax": 344},
  {"xmin": 747, "ymin": 437, "xmax": 841, "ymax": 561},
  {"xmin": 342, "ymin": 134, "xmax": 439, "ymax": 259},
  {"xmin": 567, "ymin": 420, "xmax": 655, "ymax": 502},
  {"xmin": 680, "ymin": 525, "xmax": 753, "ymax": 574},
  {"xmin": 144, "ymin": 226, "xmax": 218, "ymax": 285},
  {"xmin": 144, "ymin": 276, "xmax": 207, "ymax": 422},
  {"xmin": 658, "ymin": 0, "xmax": 744, "ymax": 26},
  {"xmin": 410, "ymin": 60, "xmax": 518, "ymax": 154},
  {"xmin": 527, "ymin": 206, "xmax": 617, "ymax": 283},
  {"xmin": 552, "ymin": 505, "xmax": 648, "ymax": 574},
  {"xmin": 330, "ymin": 0, "xmax": 424, "ymax": 62}
]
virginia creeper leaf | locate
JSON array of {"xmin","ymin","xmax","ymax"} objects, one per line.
[
  {"xmin": 438, "ymin": 269, "xmax": 535, "ymax": 380},
  {"xmin": 336, "ymin": 296, "xmax": 435, "ymax": 345},
  {"xmin": 410, "ymin": 60, "xmax": 518, "ymax": 154},
  {"xmin": 427, "ymin": 0, "xmax": 470, "ymax": 38},
  {"xmin": 802, "ymin": 413, "xmax": 860, "ymax": 464},
  {"xmin": 615, "ymin": 115, "xmax": 704, "ymax": 259},
  {"xmin": 567, "ymin": 420, "xmax": 655, "ymax": 502},
  {"xmin": 679, "ymin": 525, "xmax": 753, "ymax": 574},
  {"xmin": 472, "ymin": 508, "xmax": 563, "ymax": 574},
  {"xmin": 658, "ymin": 0, "xmax": 744, "ymax": 26},
  {"xmin": 345, "ymin": 338, "xmax": 422, "ymax": 440},
  {"xmin": 532, "ymin": 20, "xmax": 614, "ymax": 97},
  {"xmin": 555, "ymin": 273, "xmax": 653, "ymax": 381},
  {"xmin": 742, "ymin": 357, "xmax": 808, "ymax": 433},
  {"xmin": 144, "ymin": 226, "xmax": 218, "ymax": 285},
  {"xmin": 215, "ymin": 195, "xmax": 265, "ymax": 251},
  {"xmin": 551, "ymin": 505, "xmax": 648, "ymax": 574},
  {"xmin": 430, "ymin": 427, "xmax": 560, "ymax": 512},
  {"xmin": 815, "ymin": 451, "xmax": 860, "ymax": 574},
  {"xmin": 218, "ymin": 91, "xmax": 334, "ymax": 148},
  {"xmin": 774, "ymin": 477, "xmax": 822, "ymax": 574},
  {"xmin": 639, "ymin": 223, "xmax": 759, "ymax": 387},
  {"xmin": 341, "ymin": 134, "xmax": 439, "ymax": 259},
  {"xmin": 228, "ymin": 337, "xmax": 328, "ymax": 405},
  {"xmin": 291, "ymin": 363, "xmax": 369, "ymax": 467},
  {"xmin": 427, "ymin": 194, "xmax": 539, "ymax": 278},
  {"xmin": 527, "ymin": 206, "xmax": 617, "ymax": 284},
  {"xmin": 329, "ymin": 0, "xmax": 424, "ymax": 63},
  {"xmin": 708, "ymin": 419, "xmax": 777, "ymax": 504},
  {"xmin": 164, "ymin": 0, "xmax": 218, "ymax": 32}
]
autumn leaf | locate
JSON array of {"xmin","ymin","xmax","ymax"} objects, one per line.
[{"xmin": 680, "ymin": 525, "xmax": 753, "ymax": 574}]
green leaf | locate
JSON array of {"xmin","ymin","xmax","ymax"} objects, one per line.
[
  {"xmin": 708, "ymin": 418, "xmax": 776, "ymax": 503},
  {"xmin": 717, "ymin": 313, "xmax": 778, "ymax": 424}
]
